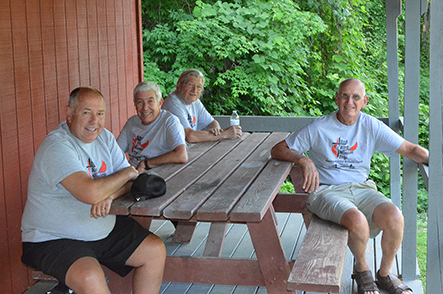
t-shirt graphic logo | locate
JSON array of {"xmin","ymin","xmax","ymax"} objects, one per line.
[
  {"xmin": 86, "ymin": 158, "xmax": 107, "ymax": 178},
  {"xmin": 331, "ymin": 137, "xmax": 358, "ymax": 159},
  {"xmin": 131, "ymin": 135, "xmax": 149, "ymax": 153},
  {"xmin": 187, "ymin": 113, "xmax": 196, "ymax": 129}
]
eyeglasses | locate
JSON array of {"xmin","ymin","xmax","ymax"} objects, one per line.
[
  {"xmin": 184, "ymin": 82, "xmax": 203, "ymax": 91},
  {"xmin": 338, "ymin": 93, "xmax": 364, "ymax": 102}
]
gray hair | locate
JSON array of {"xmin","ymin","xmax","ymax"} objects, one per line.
[
  {"xmin": 174, "ymin": 69, "xmax": 205, "ymax": 99},
  {"xmin": 69, "ymin": 87, "xmax": 104, "ymax": 112},
  {"xmin": 134, "ymin": 81, "xmax": 162, "ymax": 102}
]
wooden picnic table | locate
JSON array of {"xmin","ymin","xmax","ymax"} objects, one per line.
[{"xmin": 110, "ymin": 132, "xmax": 299, "ymax": 293}]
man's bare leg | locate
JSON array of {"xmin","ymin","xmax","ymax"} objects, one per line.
[
  {"xmin": 126, "ymin": 234, "xmax": 166, "ymax": 294},
  {"xmin": 341, "ymin": 208, "xmax": 379, "ymax": 294},
  {"xmin": 65, "ymin": 256, "xmax": 110, "ymax": 294},
  {"xmin": 372, "ymin": 202, "xmax": 412, "ymax": 294}
]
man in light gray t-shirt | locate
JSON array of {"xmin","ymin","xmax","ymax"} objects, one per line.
[
  {"xmin": 272, "ymin": 79, "xmax": 427, "ymax": 294},
  {"xmin": 162, "ymin": 69, "xmax": 242, "ymax": 143},
  {"xmin": 117, "ymin": 81, "xmax": 187, "ymax": 171},
  {"xmin": 21, "ymin": 87, "xmax": 165, "ymax": 294}
]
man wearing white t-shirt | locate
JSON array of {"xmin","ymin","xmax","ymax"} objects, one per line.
[
  {"xmin": 162, "ymin": 69, "xmax": 242, "ymax": 143},
  {"xmin": 271, "ymin": 79, "xmax": 427, "ymax": 294},
  {"xmin": 117, "ymin": 81, "xmax": 188, "ymax": 172}
]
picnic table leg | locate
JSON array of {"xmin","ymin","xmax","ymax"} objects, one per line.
[
  {"xmin": 247, "ymin": 208, "xmax": 294, "ymax": 294},
  {"xmin": 172, "ymin": 221, "xmax": 197, "ymax": 243},
  {"xmin": 203, "ymin": 223, "xmax": 227, "ymax": 257},
  {"xmin": 130, "ymin": 215, "xmax": 153, "ymax": 230}
]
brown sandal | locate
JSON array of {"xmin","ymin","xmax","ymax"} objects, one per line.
[
  {"xmin": 376, "ymin": 270, "xmax": 413, "ymax": 294},
  {"xmin": 352, "ymin": 270, "xmax": 380, "ymax": 294}
]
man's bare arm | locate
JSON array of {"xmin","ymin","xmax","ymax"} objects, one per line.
[
  {"xmin": 271, "ymin": 140, "xmax": 319, "ymax": 193},
  {"xmin": 184, "ymin": 120, "xmax": 242, "ymax": 143},
  {"xmin": 396, "ymin": 140, "xmax": 429, "ymax": 165},
  {"xmin": 61, "ymin": 166, "xmax": 139, "ymax": 205},
  {"xmin": 137, "ymin": 145, "xmax": 188, "ymax": 172}
]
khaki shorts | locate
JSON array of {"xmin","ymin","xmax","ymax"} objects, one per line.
[{"xmin": 306, "ymin": 180, "xmax": 391, "ymax": 238}]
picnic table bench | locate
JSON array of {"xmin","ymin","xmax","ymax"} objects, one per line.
[{"xmin": 275, "ymin": 165, "xmax": 349, "ymax": 293}]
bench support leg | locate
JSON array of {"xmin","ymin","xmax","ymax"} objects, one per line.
[{"xmin": 248, "ymin": 208, "xmax": 294, "ymax": 294}]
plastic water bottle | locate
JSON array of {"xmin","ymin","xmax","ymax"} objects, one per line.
[{"xmin": 230, "ymin": 110, "xmax": 240, "ymax": 126}]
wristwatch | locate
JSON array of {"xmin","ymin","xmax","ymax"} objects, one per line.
[{"xmin": 144, "ymin": 158, "xmax": 151, "ymax": 170}]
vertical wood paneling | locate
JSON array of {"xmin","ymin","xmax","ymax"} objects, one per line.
[
  {"xmin": 124, "ymin": 0, "xmax": 136, "ymax": 121},
  {"xmin": 41, "ymin": 1, "xmax": 59, "ymax": 133},
  {"xmin": 27, "ymin": 0, "xmax": 47, "ymax": 152},
  {"xmin": 115, "ymin": 0, "xmax": 127, "ymax": 132},
  {"xmin": 0, "ymin": 4, "xmax": 14, "ymax": 293},
  {"xmin": 54, "ymin": 0, "xmax": 70, "ymax": 121},
  {"xmin": 97, "ymin": 0, "xmax": 112, "ymax": 130},
  {"xmin": 10, "ymin": 0, "xmax": 31, "ymax": 291},
  {"xmin": 87, "ymin": 0, "xmax": 100, "ymax": 90},
  {"xmin": 107, "ymin": 0, "xmax": 119, "ymax": 133},
  {"xmin": 66, "ymin": 0, "xmax": 80, "ymax": 90},
  {"xmin": 77, "ymin": 0, "xmax": 90, "ymax": 86},
  {"xmin": 0, "ymin": 0, "xmax": 143, "ymax": 292}
]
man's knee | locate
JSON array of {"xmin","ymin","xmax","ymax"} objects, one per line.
[
  {"xmin": 341, "ymin": 208, "xmax": 369, "ymax": 232},
  {"xmin": 127, "ymin": 234, "xmax": 166, "ymax": 268},
  {"xmin": 373, "ymin": 203, "xmax": 404, "ymax": 231},
  {"xmin": 147, "ymin": 234, "xmax": 166, "ymax": 259},
  {"xmin": 66, "ymin": 257, "xmax": 108, "ymax": 292}
]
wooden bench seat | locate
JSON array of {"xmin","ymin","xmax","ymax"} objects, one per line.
[
  {"xmin": 285, "ymin": 165, "xmax": 349, "ymax": 293},
  {"xmin": 287, "ymin": 215, "xmax": 348, "ymax": 293}
]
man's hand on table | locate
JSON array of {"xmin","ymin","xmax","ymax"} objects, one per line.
[{"xmin": 90, "ymin": 196, "xmax": 113, "ymax": 218}]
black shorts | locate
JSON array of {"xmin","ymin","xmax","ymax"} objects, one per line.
[{"xmin": 22, "ymin": 216, "xmax": 151, "ymax": 285}]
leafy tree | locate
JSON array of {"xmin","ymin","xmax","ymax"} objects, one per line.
[
  {"xmin": 143, "ymin": 0, "xmax": 326, "ymax": 116},
  {"xmin": 142, "ymin": 0, "xmax": 430, "ymax": 205}
]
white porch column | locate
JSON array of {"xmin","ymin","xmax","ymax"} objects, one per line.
[{"xmin": 427, "ymin": 0, "xmax": 443, "ymax": 291}]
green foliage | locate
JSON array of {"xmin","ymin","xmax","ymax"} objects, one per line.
[
  {"xmin": 369, "ymin": 153, "xmax": 391, "ymax": 197},
  {"xmin": 297, "ymin": 0, "xmax": 390, "ymax": 117},
  {"xmin": 280, "ymin": 180, "xmax": 295, "ymax": 194},
  {"xmin": 144, "ymin": 0, "xmax": 326, "ymax": 116},
  {"xmin": 417, "ymin": 212, "xmax": 427, "ymax": 290},
  {"xmin": 143, "ymin": 0, "xmax": 430, "ymax": 214},
  {"xmin": 142, "ymin": 0, "xmax": 392, "ymax": 117}
]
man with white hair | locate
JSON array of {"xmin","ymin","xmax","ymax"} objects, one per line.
[
  {"xmin": 117, "ymin": 81, "xmax": 188, "ymax": 172},
  {"xmin": 163, "ymin": 69, "xmax": 242, "ymax": 143}
]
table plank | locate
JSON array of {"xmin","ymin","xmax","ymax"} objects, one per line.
[
  {"xmin": 196, "ymin": 132, "xmax": 290, "ymax": 222},
  {"xmin": 109, "ymin": 193, "xmax": 135, "ymax": 215},
  {"xmin": 230, "ymin": 157, "xmax": 293, "ymax": 222},
  {"xmin": 130, "ymin": 133, "xmax": 250, "ymax": 217},
  {"xmin": 154, "ymin": 140, "xmax": 220, "ymax": 180},
  {"xmin": 109, "ymin": 140, "xmax": 220, "ymax": 215},
  {"xmin": 163, "ymin": 133, "xmax": 267, "ymax": 219}
]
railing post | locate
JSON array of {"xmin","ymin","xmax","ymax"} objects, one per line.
[
  {"xmin": 386, "ymin": 0, "xmax": 402, "ymax": 209},
  {"xmin": 427, "ymin": 0, "xmax": 443, "ymax": 291},
  {"xmin": 402, "ymin": 0, "xmax": 424, "ymax": 280}
]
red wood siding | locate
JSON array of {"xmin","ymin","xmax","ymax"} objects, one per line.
[{"xmin": 0, "ymin": 0, "xmax": 143, "ymax": 292}]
